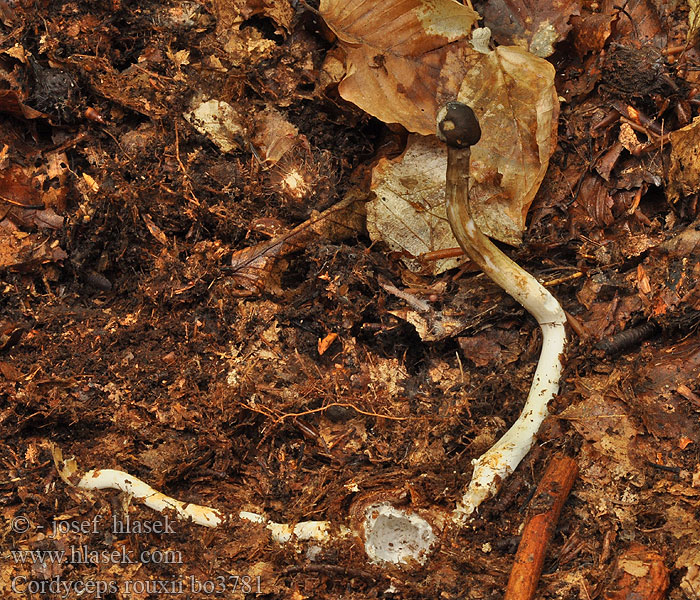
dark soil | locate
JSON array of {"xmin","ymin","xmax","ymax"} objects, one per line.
[{"xmin": 1, "ymin": 1, "xmax": 700, "ymax": 599}]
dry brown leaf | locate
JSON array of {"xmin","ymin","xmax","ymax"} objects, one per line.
[
  {"xmin": 677, "ymin": 546, "xmax": 700, "ymax": 597},
  {"xmin": 0, "ymin": 165, "xmax": 42, "ymax": 208},
  {"xmin": 324, "ymin": 0, "xmax": 558, "ymax": 245},
  {"xmin": 563, "ymin": 393, "xmax": 645, "ymax": 487},
  {"xmin": 610, "ymin": 0, "xmax": 665, "ymax": 45},
  {"xmin": 320, "ymin": 0, "xmax": 479, "ymax": 135},
  {"xmin": 604, "ymin": 544, "xmax": 669, "ymax": 600},
  {"xmin": 458, "ymin": 329, "xmax": 520, "ymax": 367},
  {"xmin": 690, "ymin": 0, "xmax": 700, "ymax": 44},
  {"xmin": 389, "ymin": 306, "xmax": 471, "ymax": 341},
  {"xmin": 667, "ymin": 116, "xmax": 700, "ymax": 204},
  {"xmin": 252, "ymin": 107, "xmax": 301, "ymax": 165},
  {"xmin": 457, "ymin": 46, "xmax": 558, "ymax": 244},
  {"xmin": 68, "ymin": 57, "xmax": 172, "ymax": 119},
  {"xmin": 458, "ymin": 334, "xmax": 501, "ymax": 367},
  {"xmin": 228, "ymin": 193, "xmax": 365, "ymax": 295},
  {"xmin": 143, "ymin": 213, "xmax": 169, "ymax": 246},
  {"xmin": 0, "ymin": 228, "xmax": 67, "ymax": 270},
  {"xmin": 212, "ymin": 0, "xmax": 294, "ymax": 33},
  {"xmin": 368, "ymin": 135, "xmax": 461, "ymax": 274},
  {"xmin": 184, "ymin": 99, "xmax": 246, "ymax": 153},
  {"xmin": 0, "ymin": 89, "xmax": 46, "ymax": 120}
]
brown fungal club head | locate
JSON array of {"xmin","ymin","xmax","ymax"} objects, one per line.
[{"xmin": 436, "ymin": 102, "xmax": 481, "ymax": 149}]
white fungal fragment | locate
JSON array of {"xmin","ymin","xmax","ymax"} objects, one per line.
[
  {"xmin": 362, "ymin": 502, "xmax": 437, "ymax": 565},
  {"xmin": 52, "ymin": 442, "xmax": 438, "ymax": 566},
  {"xmin": 61, "ymin": 466, "xmax": 224, "ymax": 527},
  {"xmin": 239, "ymin": 511, "xmax": 333, "ymax": 543},
  {"xmin": 51, "ymin": 444, "xmax": 334, "ymax": 542}
]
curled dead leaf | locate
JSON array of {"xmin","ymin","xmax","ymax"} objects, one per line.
[
  {"xmin": 320, "ymin": 0, "xmax": 479, "ymax": 134},
  {"xmin": 324, "ymin": 0, "xmax": 558, "ymax": 245}
]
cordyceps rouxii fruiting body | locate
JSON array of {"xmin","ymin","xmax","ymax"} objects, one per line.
[
  {"xmin": 436, "ymin": 101, "xmax": 567, "ymax": 520},
  {"xmin": 50, "ymin": 102, "xmax": 567, "ymax": 568}
]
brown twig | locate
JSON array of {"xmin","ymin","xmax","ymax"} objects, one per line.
[{"xmin": 504, "ymin": 454, "xmax": 579, "ymax": 600}]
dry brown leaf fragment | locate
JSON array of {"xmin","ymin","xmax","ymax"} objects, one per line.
[
  {"xmin": 618, "ymin": 121, "xmax": 641, "ymax": 153},
  {"xmin": 184, "ymin": 99, "xmax": 246, "ymax": 153},
  {"xmin": 0, "ymin": 229, "xmax": 67, "ymax": 270},
  {"xmin": 458, "ymin": 329, "xmax": 520, "ymax": 367},
  {"xmin": 478, "ymin": 0, "xmax": 581, "ymax": 57},
  {"xmin": 690, "ymin": 0, "xmax": 700, "ymax": 44},
  {"xmin": 252, "ymin": 107, "xmax": 301, "ymax": 166},
  {"xmin": 667, "ymin": 116, "xmax": 700, "ymax": 204},
  {"xmin": 212, "ymin": 0, "xmax": 294, "ymax": 33},
  {"xmin": 68, "ymin": 56, "xmax": 172, "ymax": 119},
  {"xmin": 679, "ymin": 437, "xmax": 693, "ymax": 450},
  {"xmin": 143, "ymin": 213, "xmax": 169, "ymax": 246},
  {"xmin": 228, "ymin": 194, "xmax": 365, "ymax": 295},
  {"xmin": 0, "ymin": 89, "xmax": 46, "ymax": 120},
  {"xmin": 603, "ymin": 544, "xmax": 669, "ymax": 600},
  {"xmin": 611, "ymin": 0, "xmax": 665, "ymax": 45},
  {"xmin": 458, "ymin": 334, "xmax": 502, "ymax": 367},
  {"xmin": 678, "ymin": 546, "xmax": 700, "ymax": 598},
  {"xmin": 570, "ymin": 11, "xmax": 612, "ymax": 55},
  {"xmin": 368, "ymin": 135, "xmax": 463, "ymax": 274},
  {"xmin": 0, "ymin": 165, "xmax": 42, "ymax": 208},
  {"xmin": 0, "ymin": 323, "xmax": 24, "ymax": 352},
  {"xmin": 317, "ymin": 332, "xmax": 338, "ymax": 356},
  {"xmin": 636, "ymin": 264, "xmax": 651, "ymax": 295}
]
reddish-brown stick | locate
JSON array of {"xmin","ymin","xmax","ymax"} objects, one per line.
[{"xmin": 504, "ymin": 454, "xmax": 579, "ymax": 600}]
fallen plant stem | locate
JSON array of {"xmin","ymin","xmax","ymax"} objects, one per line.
[
  {"xmin": 226, "ymin": 193, "xmax": 364, "ymax": 295},
  {"xmin": 543, "ymin": 271, "xmax": 583, "ymax": 287},
  {"xmin": 420, "ymin": 247, "xmax": 468, "ymax": 261},
  {"xmin": 504, "ymin": 454, "xmax": 579, "ymax": 600},
  {"xmin": 436, "ymin": 102, "xmax": 568, "ymax": 518}
]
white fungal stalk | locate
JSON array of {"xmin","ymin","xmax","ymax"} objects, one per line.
[{"xmin": 437, "ymin": 102, "xmax": 567, "ymax": 520}]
